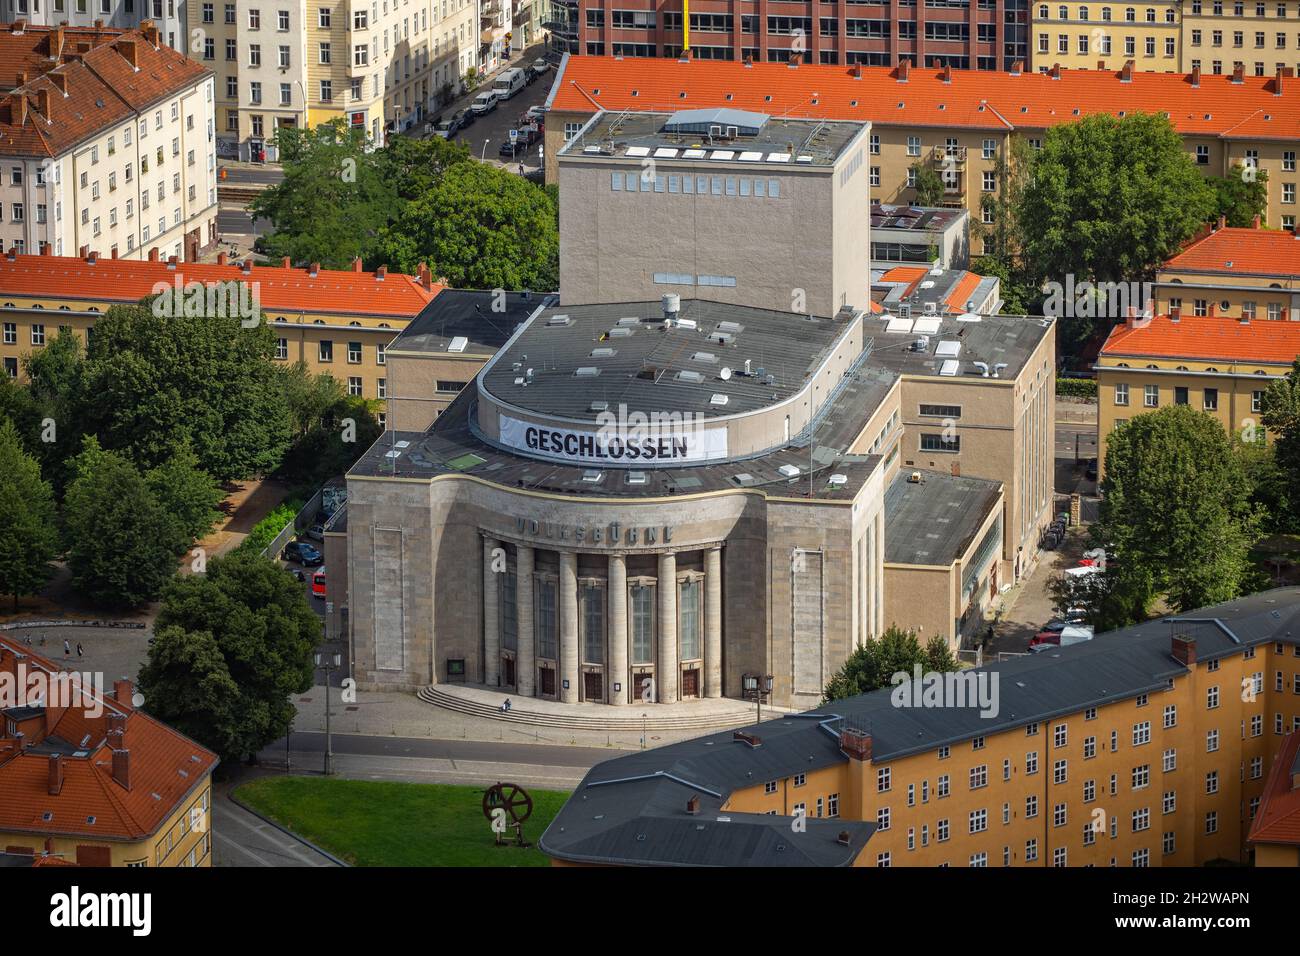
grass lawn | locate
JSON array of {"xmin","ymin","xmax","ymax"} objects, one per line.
[{"xmin": 234, "ymin": 776, "xmax": 570, "ymax": 866}]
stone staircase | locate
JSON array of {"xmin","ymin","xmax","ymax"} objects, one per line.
[{"xmin": 417, "ymin": 684, "xmax": 772, "ymax": 733}]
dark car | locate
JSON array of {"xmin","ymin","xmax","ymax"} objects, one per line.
[
  {"xmin": 432, "ymin": 117, "xmax": 460, "ymax": 139},
  {"xmin": 1085, "ymin": 457, "xmax": 1098, "ymax": 481},
  {"xmin": 282, "ymin": 540, "xmax": 323, "ymax": 566},
  {"xmin": 454, "ymin": 108, "xmax": 474, "ymax": 129}
]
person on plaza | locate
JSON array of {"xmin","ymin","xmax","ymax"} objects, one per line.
[{"xmin": 63, "ymin": 638, "xmax": 71, "ymax": 658}]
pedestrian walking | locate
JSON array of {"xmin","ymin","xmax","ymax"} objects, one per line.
[
  {"xmin": 63, "ymin": 638, "xmax": 71, "ymax": 658},
  {"xmin": 76, "ymin": 642, "xmax": 84, "ymax": 658}
]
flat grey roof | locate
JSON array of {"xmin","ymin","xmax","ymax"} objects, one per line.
[
  {"xmin": 866, "ymin": 311, "xmax": 1053, "ymax": 381},
  {"xmin": 558, "ymin": 110, "xmax": 868, "ymax": 167},
  {"xmin": 389, "ymin": 289, "xmax": 553, "ymax": 356},
  {"xmin": 540, "ymin": 587, "xmax": 1300, "ymax": 866},
  {"xmin": 884, "ymin": 469, "xmax": 1002, "ymax": 566},
  {"xmin": 481, "ymin": 298, "xmax": 858, "ymax": 422},
  {"xmin": 871, "ymin": 203, "xmax": 967, "ymax": 233}
]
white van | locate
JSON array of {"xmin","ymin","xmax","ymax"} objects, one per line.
[
  {"xmin": 470, "ymin": 90, "xmax": 499, "ymax": 115},
  {"xmin": 492, "ymin": 67, "xmax": 527, "ymax": 101}
]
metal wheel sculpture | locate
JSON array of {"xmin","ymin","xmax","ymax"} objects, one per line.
[{"xmin": 483, "ymin": 782, "xmax": 534, "ymax": 847}]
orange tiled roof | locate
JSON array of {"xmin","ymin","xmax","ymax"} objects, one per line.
[
  {"xmin": 0, "ymin": 252, "xmax": 442, "ymax": 317},
  {"xmin": 1248, "ymin": 731, "xmax": 1300, "ymax": 847},
  {"xmin": 0, "ymin": 637, "xmax": 218, "ymax": 842},
  {"xmin": 0, "ymin": 23, "xmax": 210, "ymax": 158},
  {"xmin": 1099, "ymin": 312, "xmax": 1300, "ymax": 365},
  {"xmin": 944, "ymin": 272, "xmax": 984, "ymax": 312},
  {"xmin": 1162, "ymin": 226, "xmax": 1300, "ymax": 277},
  {"xmin": 549, "ymin": 56, "xmax": 1300, "ymax": 140}
]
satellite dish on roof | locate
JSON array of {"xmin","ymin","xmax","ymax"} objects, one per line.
[{"xmin": 719, "ymin": 367, "xmax": 732, "ymax": 381}]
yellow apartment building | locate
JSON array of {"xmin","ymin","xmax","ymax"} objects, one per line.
[
  {"xmin": 0, "ymin": 249, "xmax": 439, "ymax": 420},
  {"xmin": 1031, "ymin": 1, "xmax": 1182, "ymax": 73},
  {"xmin": 1155, "ymin": 221, "xmax": 1300, "ymax": 321},
  {"xmin": 541, "ymin": 587, "xmax": 1300, "ymax": 866},
  {"xmin": 543, "ymin": 54, "xmax": 1300, "ymax": 251}
]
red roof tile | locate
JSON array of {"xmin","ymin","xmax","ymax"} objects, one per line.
[
  {"xmin": 1099, "ymin": 312, "xmax": 1300, "ymax": 365},
  {"xmin": 0, "ymin": 637, "xmax": 218, "ymax": 842},
  {"xmin": 549, "ymin": 56, "xmax": 1300, "ymax": 140},
  {"xmin": 1248, "ymin": 731, "xmax": 1300, "ymax": 847},
  {"xmin": 944, "ymin": 272, "xmax": 984, "ymax": 312},
  {"xmin": 1162, "ymin": 226, "xmax": 1300, "ymax": 277},
  {"xmin": 0, "ymin": 252, "xmax": 441, "ymax": 317}
]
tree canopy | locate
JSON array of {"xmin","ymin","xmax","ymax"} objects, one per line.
[
  {"xmin": 823, "ymin": 626, "xmax": 960, "ymax": 702},
  {"xmin": 0, "ymin": 420, "xmax": 58, "ymax": 610}
]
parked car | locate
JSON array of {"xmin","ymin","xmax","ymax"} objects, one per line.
[
  {"xmin": 499, "ymin": 125, "xmax": 541, "ymax": 157},
  {"xmin": 520, "ymin": 105, "xmax": 546, "ymax": 125},
  {"xmin": 493, "ymin": 67, "xmax": 528, "ymax": 101},
  {"xmin": 311, "ymin": 567, "xmax": 327, "ymax": 599},
  {"xmin": 432, "ymin": 116, "xmax": 462, "ymax": 139},
  {"xmin": 282, "ymin": 540, "xmax": 323, "ymax": 566},
  {"xmin": 470, "ymin": 91, "xmax": 499, "ymax": 115},
  {"xmin": 453, "ymin": 108, "xmax": 474, "ymax": 130},
  {"xmin": 1029, "ymin": 625, "xmax": 1094, "ymax": 652},
  {"xmin": 305, "ymin": 523, "xmax": 325, "ymax": 542},
  {"xmin": 531, "ymin": 58, "xmax": 551, "ymax": 76}
]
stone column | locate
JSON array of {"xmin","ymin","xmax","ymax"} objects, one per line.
[
  {"xmin": 608, "ymin": 554, "xmax": 628, "ymax": 706},
  {"xmin": 516, "ymin": 545, "xmax": 535, "ymax": 697},
  {"xmin": 705, "ymin": 546, "xmax": 723, "ymax": 698},
  {"xmin": 656, "ymin": 552, "xmax": 678, "ymax": 704},
  {"xmin": 482, "ymin": 536, "xmax": 500, "ymax": 687},
  {"xmin": 559, "ymin": 551, "xmax": 579, "ymax": 704}
]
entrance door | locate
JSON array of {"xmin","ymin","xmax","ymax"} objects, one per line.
[
  {"xmin": 632, "ymin": 670, "xmax": 653, "ymax": 704},
  {"xmin": 681, "ymin": 668, "xmax": 699, "ymax": 699},
  {"xmin": 583, "ymin": 672, "xmax": 603, "ymax": 703},
  {"xmin": 502, "ymin": 656, "xmax": 515, "ymax": 689},
  {"xmin": 539, "ymin": 667, "xmax": 556, "ymax": 698}
]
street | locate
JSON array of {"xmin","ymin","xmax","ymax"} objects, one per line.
[
  {"xmin": 428, "ymin": 60, "xmax": 555, "ymax": 174},
  {"xmin": 1055, "ymin": 421, "xmax": 1099, "ymax": 496}
]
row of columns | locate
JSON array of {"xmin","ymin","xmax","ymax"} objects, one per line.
[{"xmin": 480, "ymin": 537, "xmax": 724, "ymax": 705}]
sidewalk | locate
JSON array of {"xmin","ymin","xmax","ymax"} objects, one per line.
[{"xmin": 399, "ymin": 41, "xmax": 553, "ymax": 142}]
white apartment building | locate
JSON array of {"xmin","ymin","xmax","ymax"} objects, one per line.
[
  {"xmin": 1, "ymin": 0, "xmax": 186, "ymax": 50},
  {"xmin": 188, "ymin": 0, "xmax": 480, "ymax": 160},
  {"xmin": 0, "ymin": 23, "xmax": 218, "ymax": 261}
]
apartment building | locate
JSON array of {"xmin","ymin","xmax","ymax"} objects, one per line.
[
  {"xmin": 1, "ymin": 0, "xmax": 186, "ymax": 50},
  {"xmin": 543, "ymin": 54, "xmax": 1300, "ymax": 248},
  {"xmin": 544, "ymin": 0, "xmax": 1031, "ymax": 70},
  {"xmin": 871, "ymin": 202, "xmax": 970, "ymax": 271},
  {"xmin": 0, "ymin": 249, "xmax": 439, "ymax": 410},
  {"xmin": 541, "ymin": 587, "xmax": 1300, "ymax": 866},
  {"xmin": 1031, "ymin": 0, "xmax": 1300, "ymax": 76},
  {"xmin": 1154, "ymin": 221, "xmax": 1300, "ymax": 321},
  {"xmin": 189, "ymin": 0, "xmax": 481, "ymax": 160},
  {"xmin": 0, "ymin": 639, "xmax": 219, "ymax": 867},
  {"xmin": 0, "ymin": 22, "xmax": 218, "ymax": 262}
]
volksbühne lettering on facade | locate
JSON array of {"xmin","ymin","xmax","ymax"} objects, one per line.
[{"xmin": 514, "ymin": 517, "xmax": 673, "ymax": 546}]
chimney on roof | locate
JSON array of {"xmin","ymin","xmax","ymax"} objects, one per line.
[
  {"xmin": 34, "ymin": 88, "xmax": 50, "ymax": 120},
  {"xmin": 1120, "ymin": 60, "xmax": 1134, "ymax": 83},
  {"xmin": 40, "ymin": 242, "xmax": 51, "ymax": 256},
  {"xmin": 113, "ymin": 679, "xmax": 134, "ymax": 709},
  {"xmin": 837, "ymin": 830, "xmax": 852, "ymax": 846},
  {"xmin": 1217, "ymin": 214, "xmax": 1227, "ymax": 230},
  {"xmin": 5, "ymin": 247, "xmax": 14, "ymax": 261},
  {"xmin": 86, "ymin": 250, "xmax": 97, "ymax": 265},
  {"xmin": 789, "ymin": 52, "xmax": 802, "ymax": 67},
  {"xmin": 281, "ymin": 256, "xmax": 291, "ymax": 269},
  {"xmin": 110, "ymin": 247, "xmax": 117, "ymax": 259},
  {"xmin": 840, "ymin": 728, "xmax": 873, "ymax": 761},
  {"xmin": 1190, "ymin": 64, "xmax": 1201, "ymax": 88},
  {"xmin": 141, "ymin": 22, "xmax": 160, "ymax": 48},
  {"xmin": 216, "ymin": 251, "xmax": 227, "ymax": 265},
  {"xmin": 1207, "ymin": 301, "xmax": 1217, "ymax": 318},
  {"xmin": 47, "ymin": 753, "xmax": 64, "ymax": 796},
  {"xmin": 351, "ymin": 256, "xmax": 363, "ymax": 272},
  {"xmin": 1171, "ymin": 635, "xmax": 1196, "ymax": 667},
  {"xmin": 376, "ymin": 265, "xmax": 387, "ymax": 280},
  {"xmin": 111, "ymin": 749, "xmax": 131, "ymax": 790},
  {"xmin": 942, "ymin": 63, "xmax": 953, "ymax": 84},
  {"xmin": 1097, "ymin": 60, "xmax": 1105, "ymax": 71},
  {"xmin": 166, "ymin": 255, "xmax": 178, "ymax": 270},
  {"xmin": 13, "ymin": 93, "xmax": 27, "ymax": 127},
  {"xmin": 106, "ymin": 711, "xmax": 127, "ymax": 750},
  {"xmin": 1252, "ymin": 213, "xmax": 1261, "ymax": 229},
  {"xmin": 732, "ymin": 730, "xmax": 762, "ymax": 748},
  {"xmin": 78, "ymin": 244, "xmax": 88, "ymax": 257},
  {"xmin": 1009, "ymin": 59, "xmax": 1023, "ymax": 76},
  {"xmin": 685, "ymin": 796, "xmax": 700, "ymax": 815},
  {"xmin": 1232, "ymin": 63, "xmax": 1244, "ymax": 84},
  {"xmin": 417, "ymin": 262, "xmax": 432, "ymax": 291},
  {"xmin": 852, "ymin": 63, "xmax": 862, "ymax": 80},
  {"xmin": 1170, "ymin": 306, "xmax": 1180, "ymax": 322},
  {"xmin": 897, "ymin": 60, "xmax": 909, "ymax": 82},
  {"xmin": 309, "ymin": 262, "xmax": 320, "ymax": 277},
  {"xmin": 1049, "ymin": 63, "xmax": 1061, "ymax": 80},
  {"xmin": 242, "ymin": 257, "xmax": 252, "ymax": 274},
  {"xmin": 743, "ymin": 54, "xmax": 753, "ymax": 67},
  {"xmin": 147, "ymin": 247, "xmax": 159, "ymax": 262},
  {"xmin": 1275, "ymin": 67, "xmax": 1285, "ymax": 96},
  {"xmin": 1125, "ymin": 305, "xmax": 1139, "ymax": 329},
  {"xmin": 49, "ymin": 25, "xmax": 64, "ymax": 60},
  {"xmin": 11, "ymin": 20, "xmax": 25, "ymax": 35},
  {"xmin": 94, "ymin": 18, "xmax": 103, "ymax": 27},
  {"xmin": 116, "ymin": 37, "xmax": 138, "ymax": 70}
]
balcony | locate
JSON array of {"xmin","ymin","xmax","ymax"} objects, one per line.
[{"xmin": 930, "ymin": 145, "xmax": 968, "ymax": 168}]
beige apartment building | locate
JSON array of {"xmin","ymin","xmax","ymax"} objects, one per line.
[
  {"xmin": 1031, "ymin": 0, "xmax": 1300, "ymax": 76},
  {"xmin": 188, "ymin": 0, "xmax": 481, "ymax": 159},
  {"xmin": 557, "ymin": 109, "xmax": 874, "ymax": 317},
  {"xmin": 1154, "ymin": 221, "xmax": 1300, "ymax": 320},
  {"xmin": 2, "ymin": 0, "xmax": 187, "ymax": 50},
  {"xmin": 0, "ymin": 22, "xmax": 218, "ymax": 262},
  {"xmin": 544, "ymin": 54, "xmax": 1300, "ymax": 250}
]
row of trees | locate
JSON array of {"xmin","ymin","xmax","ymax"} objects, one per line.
[
  {"xmin": 0, "ymin": 298, "xmax": 380, "ymax": 610},
  {"xmin": 1055, "ymin": 360, "xmax": 1300, "ymax": 631},
  {"xmin": 823, "ymin": 626, "xmax": 960, "ymax": 701},
  {"xmin": 968, "ymin": 113, "xmax": 1269, "ymax": 349},
  {"xmin": 249, "ymin": 121, "xmax": 559, "ymax": 290}
]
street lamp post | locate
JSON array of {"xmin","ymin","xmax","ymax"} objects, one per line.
[
  {"xmin": 481, "ymin": 138, "xmax": 491, "ymax": 160},
  {"xmin": 315, "ymin": 650, "xmax": 342, "ymax": 775},
  {"xmin": 742, "ymin": 673, "xmax": 774, "ymax": 724},
  {"xmin": 641, "ymin": 713, "xmax": 647, "ymax": 750}
]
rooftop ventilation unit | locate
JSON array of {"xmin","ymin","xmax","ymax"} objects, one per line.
[
  {"xmin": 447, "ymin": 336, "xmax": 468, "ymax": 353},
  {"xmin": 972, "ymin": 361, "xmax": 990, "ymax": 377},
  {"xmin": 581, "ymin": 470, "xmax": 604, "ymax": 483},
  {"xmin": 609, "ymin": 327, "xmax": 633, "ymax": 337},
  {"xmin": 546, "ymin": 314, "xmax": 573, "ymax": 327},
  {"xmin": 590, "ymin": 400, "xmax": 609, "ymax": 412},
  {"xmin": 661, "ymin": 293, "xmax": 680, "ymax": 319},
  {"xmin": 910, "ymin": 335, "xmax": 930, "ymax": 352},
  {"xmin": 828, "ymin": 473, "xmax": 848, "ymax": 487},
  {"xmin": 692, "ymin": 352, "xmax": 718, "ymax": 364},
  {"xmin": 939, "ymin": 359, "xmax": 960, "ymax": 377},
  {"xmin": 778, "ymin": 464, "xmax": 801, "ymax": 478},
  {"xmin": 617, "ymin": 316, "xmax": 641, "ymax": 326},
  {"xmin": 717, "ymin": 321, "xmax": 744, "ymax": 334},
  {"xmin": 590, "ymin": 347, "xmax": 616, "ymax": 357},
  {"xmin": 710, "ymin": 393, "xmax": 729, "ymax": 406},
  {"xmin": 575, "ymin": 366, "xmax": 600, "ymax": 377},
  {"xmin": 935, "ymin": 340, "xmax": 962, "ymax": 358},
  {"xmin": 676, "ymin": 370, "xmax": 705, "ymax": 384},
  {"xmin": 923, "ymin": 301, "xmax": 938, "ymax": 314},
  {"xmin": 992, "ymin": 363, "xmax": 1008, "ymax": 378},
  {"xmin": 626, "ymin": 471, "xmax": 648, "ymax": 485}
]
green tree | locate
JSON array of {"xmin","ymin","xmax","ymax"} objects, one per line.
[
  {"xmin": 22, "ymin": 328, "xmax": 86, "ymax": 491},
  {"xmin": 379, "ymin": 134, "xmax": 471, "ymax": 201},
  {"xmin": 0, "ymin": 420, "xmax": 58, "ymax": 610},
  {"xmin": 77, "ymin": 302, "xmax": 292, "ymax": 481},
  {"xmin": 146, "ymin": 442, "xmax": 225, "ymax": 546},
  {"xmin": 1261, "ymin": 357, "xmax": 1300, "ymax": 510},
  {"xmin": 1018, "ymin": 113, "xmax": 1216, "ymax": 348},
  {"xmin": 374, "ymin": 161, "xmax": 559, "ymax": 290},
  {"xmin": 276, "ymin": 363, "xmax": 382, "ymax": 486},
  {"xmin": 974, "ymin": 135, "xmax": 1034, "ymax": 264},
  {"xmin": 1209, "ymin": 165, "xmax": 1269, "ymax": 227},
  {"xmin": 970, "ymin": 253, "xmax": 1037, "ymax": 316},
  {"xmin": 910, "ymin": 160, "xmax": 947, "ymax": 207},
  {"xmin": 250, "ymin": 119, "xmax": 399, "ymax": 268},
  {"xmin": 138, "ymin": 551, "xmax": 319, "ymax": 762},
  {"xmin": 63, "ymin": 438, "xmax": 178, "ymax": 609},
  {"xmin": 822, "ymin": 625, "xmax": 960, "ymax": 702},
  {"xmin": 1093, "ymin": 406, "xmax": 1260, "ymax": 627}
]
